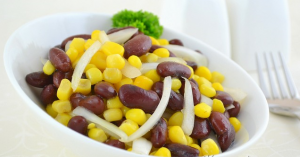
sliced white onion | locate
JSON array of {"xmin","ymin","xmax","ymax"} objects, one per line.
[
  {"xmin": 121, "ymin": 60, "xmax": 142, "ymax": 78},
  {"xmin": 71, "ymin": 41, "xmax": 101, "ymax": 91},
  {"xmin": 200, "ymin": 94, "xmax": 213, "ymax": 107},
  {"xmin": 121, "ymin": 76, "xmax": 172, "ymax": 142},
  {"xmin": 72, "ymin": 106, "xmax": 128, "ymax": 140},
  {"xmin": 107, "ymin": 28, "xmax": 138, "ymax": 44},
  {"xmin": 131, "ymin": 137, "xmax": 152, "ymax": 155},
  {"xmin": 140, "ymin": 63, "xmax": 158, "ymax": 74},
  {"xmin": 99, "ymin": 30, "xmax": 110, "ymax": 43},
  {"xmin": 225, "ymin": 104, "xmax": 235, "ymax": 110},
  {"xmin": 234, "ymin": 126, "xmax": 249, "ymax": 145},
  {"xmin": 156, "ymin": 57, "xmax": 187, "ymax": 65},
  {"xmin": 223, "ymin": 87, "xmax": 247, "ymax": 104},
  {"xmin": 162, "ymin": 45, "xmax": 208, "ymax": 67},
  {"xmin": 181, "ymin": 78, "xmax": 195, "ymax": 136},
  {"xmin": 65, "ymin": 40, "xmax": 72, "ymax": 51}
]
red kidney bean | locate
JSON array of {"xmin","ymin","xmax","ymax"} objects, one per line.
[
  {"xmin": 67, "ymin": 116, "xmax": 88, "ymax": 135},
  {"xmin": 112, "ymin": 117, "xmax": 126, "ymax": 127},
  {"xmin": 227, "ymin": 101, "xmax": 241, "ymax": 117},
  {"xmin": 209, "ymin": 111, "xmax": 232, "ymax": 136},
  {"xmin": 157, "ymin": 61, "xmax": 191, "ymax": 78},
  {"xmin": 123, "ymin": 34, "xmax": 152, "ymax": 58},
  {"xmin": 40, "ymin": 84, "xmax": 57, "ymax": 106},
  {"xmin": 70, "ymin": 93, "xmax": 85, "ymax": 109},
  {"xmin": 118, "ymin": 84, "xmax": 160, "ymax": 114},
  {"xmin": 79, "ymin": 95, "xmax": 106, "ymax": 115},
  {"xmin": 107, "ymin": 26, "xmax": 137, "ymax": 34},
  {"xmin": 149, "ymin": 45, "xmax": 176, "ymax": 57},
  {"xmin": 191, "ymin": 117, "xmax": 211, "ymax": 139},
  {"xmin": 25, "ymin": 71, "xmax": 53, "ymax": 88},
  {"xmin": 186, "ymin": 61, "xmax": 197, "ymax": 71},
  {"xmin": 94, "ymin": 82, "xmax": 117, "ymax": 99},
  {"xmin": 217, "ymin": 124, "xmax": 235, "ymax": 151},
  {"xmin": 151, "ymin": 118, "xmax": 168, "ymax": 148},
  {"xmin": 53, "ymin": 70, "xmax": 73, "ymax": 88},
  {"xmin": 169, "ymin": 39, "xmax": 184, "ymax": 46},
  {"xmin": 223, "ymin": 110, "xmax": 230, "ymax": 119},
  {"xmin": 190, "ymin": 78, "xmax": 199, "ymax": 87},
  {"xmin": 214, "ymin": 91, "xmax": 234, "ymax": 107},
  {"xmin": 165, "ymin": 143, "xmax": 199, "ymax": 157},
  {"xmin": 152, "ymin": 82, "xmax": 184, "ymax": 111},
  {"xmin": 61, "ymin": 34, "xmax": 91, "ymax": 50},
  {"xmin": 180, "ymin": 80, "xmax": 201, "ymax": 105},
  {"xmin": 49, "ymin": 48, "xmax": 72, "ymax": 72},
  {"xmin": 104, "ymin": 140, "xmax": 125, "ymax": 149}
]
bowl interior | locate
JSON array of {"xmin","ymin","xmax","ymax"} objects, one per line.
[{"xmin": 4, "ymin": 13, "xmax": 269, "ymax": 157}]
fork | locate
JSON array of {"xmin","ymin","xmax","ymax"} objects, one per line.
[{"xmin": 256, "ymin": 52, "xmax": 300, "ymax": 119}]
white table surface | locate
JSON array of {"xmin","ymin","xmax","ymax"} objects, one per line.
[{"xmin": 1, "ymin": 0, "xmax": 300, "ymax": 156}]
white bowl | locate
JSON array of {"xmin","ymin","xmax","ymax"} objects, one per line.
[{"xmin": 4, "ymin": 13, "xmax": 268, "ymax": 157}]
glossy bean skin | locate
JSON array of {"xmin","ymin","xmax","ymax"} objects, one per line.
[
  {"xmin": 218, "ymin": 123, "xmax": 235, "ymax": 151},
  {"xmin": 104, "ymin": 139, "xmax": 125, "ymax": 149},
  {"xmin": 224, "ymin": 110, "xmax": 230, "ymax": 119},
  {"xmin": 186, "ymin": 61, "xmax": 197, "ymax": 71},
  {"xmin": 152, "ymin": 81, "xmax": 184, "ymax": 111},
  {"xmin": 60, "ymin": 34, "xmax": 91, "ymax": 50},
  {"xmin": 169, "ymin": 39, "xmax": 184, "ymax": 46},
  {"xmin": 53, "ymin": 70, "xmax": 73, "ymax": 88},
  {"xmin": 165, "ymin": 143, "xmax": 199, "ymax": 157},
  {"xmin": 94, "ymin": 82, "xmax": 117, "ymax": 99},
  {"xmin": 70, "ymin": 93, "xmax": 85, "ymax": 109},
  {"xmin": 118, "ymin": 84, "xmax": 160, "ymax": 114},
  {"xmin": 209, "ymin": 111, "xmax": 232, "ymax": 135},
  {"xmin": 49, "ymin": 48, "xmax": 72, "ymax": 72},
  {"xmin": 227, "ymin": 101, "xmax": 241, "ymax": 117},
  {"xmin": 157, "ymin": 61, "xmax": 191, "ymax": 79},
  {"xmin": 151, "ymin": 118, "xmax": 168, "ymax": 148},
  {"xmin": 191, "ymin": 117, "xmax": 211, "ymax": 139},
  {"xmin": 67, "ymin": 116, "xmax": 88, "ymax": 135},
  {"xmin": 149, "ymin": 45, "xmax": 176, "ymax": 57},
  {"xmin": 214, "ymin": 91, "xmax": 234, "ymax": 107},
  {"xmin": 40, "ymin": 84, "xmax": 57, "ymax": 106},
  {"xmin": 180, "ymin": 80, "xmax": 201, "ymax": 105},
  {"xmin": 79, "ymin": 95, "xmax": 106, "ymax": 115},
  {"xmin": 25, "ymin": 71, "xmax": 53, "ymax": 88},
  {"xmin": 123, "ymin": 34, "xmax": 152, "ymax": 58}
]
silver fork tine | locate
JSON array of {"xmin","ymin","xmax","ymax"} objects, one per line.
[
  {"xmin": 278, "ymin": 52, "xmax": 297, "ymax": 98},
  {"xmin": 256, "ymin": 53, "xmax": 271, "ymax": 99},
  {"xmin": 271, "ymin": 52, "xmax": 288, "ymax": 99},
  {"xmin": 264, "ymin": 53, "xmax": 279, "ymax": 99}
]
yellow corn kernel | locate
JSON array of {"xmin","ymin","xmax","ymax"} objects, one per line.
[
  {"xmin": 133, "ymin": 75, "xmax": 154, "ymax": 90},
  {"xmin": 195, "ymin": 66, "xmax": 212, "ymax": 81},
  {"xmin": 154, "ymin": 147, "xmax": 171, "ymax": 157},
  {"xmin": 88, "ymin": 123, "xmax": 96, "ymax": 129},
  {"xmin": 201, "ymin": 138, "xmax": 220, "ymax": 155},
  {"xmin": 114, "ymin": 78, "xmax": 133, "ymax": 91},
  {"xmin": 86, "ymin": 67, "xmax": 103, "ymax": 85},
  {"xmin": 150, "ymin": 36, "xmax": 160, "ymax": 45},
  {"xmin": 127, "ymin": 148, "xmax": 132, "ymax": 151},
  {"xmin": 107, "ymin": 96, "xmax": 124, "ymax": 109},
  {"xmin": 103, "ymin": 108, "xmax": 123, "ymax": 122},
  {"xmin": 128, "ymin": 55, "xmax": 142, "ymax": 69},
  {"xmin": 119, "ymin": 119, "xmax": 139, "ymax": 136},
  {"xmin": 74, "ymin": 79, "xmax": 91, "ymax": 95},
  {"xmin": 193, "ymin": 76, "xmax": 212, "ymax": 87},
  {"xmin": 185, "ymin": 135, "xmax": 194, "ymax": 145},
  {"xmin": 106, "ymin": 54, "xmax": 125, "ymax": 70},
  {"xmin": 90, "ymin": 51, "xmax": 107, "ymax": 71},
  {"xmin": 91, "ymin": 30, "xmax": 101, "ymax": 41},
  {"xmin": 84, "ymin": 64, "xmax": 97, "ymax": 73},
  {"xmin": 150, "ymin": 151, "xmax": 157, "ymax": 156},
  {"xmin": 194, "ymin": 103, "xmax": 212, "ymax": 118},
  {"xmin": 101, "ymin": 41, "xmax": 124, "ymax": 56},
  {"xmin": 153, "ymin": 48, "xmax": 170, "ymax": 58},
  {"xmin": 146, "ymin": 113, "xmax": 152, "ymax": 120},
  {"xmin": 84, "ymin": 39, "xmax": 96, "ymax": 50},
  {"xmin": 168, "ymin": 111, "xmax": 183, "ymax": 126},
  {"xmin": 212, "ymin": 99, "xmax": 225, "ymax": 113},
  {"xmin": 121, "ymin": 106, "xmax": 130, "ymax": 115},
  {"xmin": 157, "ymin": 39, "xmax": 169, "ymax": 45},
  {"xmin": 46, "ymin": 104, "xmax": 58, "ymax": 118},
  {"xmin": 52, "ymin": 100, "xmax": 72, "ymax": 113},
  {"xmin": 57, "ymin": 79, "xmax": 73, "ymax": 100},
  {"xmin": 55, "ymin": 113, "xmax": 72, "ymax": 126},
  {"xmin": 171, "ymin": 78, "xmax": 182, "ymax": 91},
  {"xmin": 189, "ymin": 144, "xmax": 202, "ymax": 156},
  {"xmin": 88, "ymin": 127, "xmax": 108, "ymax": 142},
  {"xmin": 200, "ymin": 84, "xmax": 216, "ymax": 97},
  {"xmin": 70, "ymin": 38, "xmax": 85, "ymax": 56},
  {"xmin": 212, "ymin": 82, "xmax": 224, "ymax": 91},
  {"xmin": 211, "ymin": 71, "xmax": 225, "ymax": 83},
  {"xmin": 66, "ymin": 47, "xmax": 78, "ymax": 63},
  {"xmin": 125, "ymin": 109, "xmax": 147, "ymax": 125},
  {"xmin": 168, "ymin": 126, "xmax": 187, "ymax": 145},
  {"xmin": 229, "ymin": 117, "xmax": 242, "ymax": 132},
  {"xmin": 187, "ymin": 65, "xmax": 194, "ymax": 79},
  {"xmin": 139, "ymin": 54, "xmax": 148, "ymax": 62},
  {"xmin": 103, "ymin": 68, "xmax": 122, "ymax": 84},
  {"xmin": 144, "ymin": 69, "xmax": 161, "ymax": 83},
  {"xmin": 146, "ymin": 53, "xmax": 159, "ymax": 63},
  {"xmin": 43, "ymin": 60, "xmax": 55, "ymax": 75}
]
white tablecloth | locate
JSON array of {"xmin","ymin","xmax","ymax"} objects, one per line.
[{"xmin": 1, "ymin": 0, "xmax": 300, "ymax": 156}]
